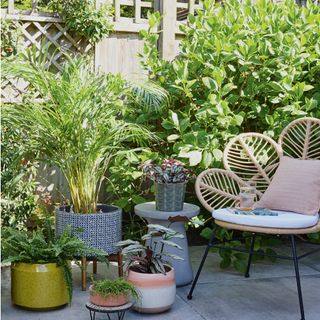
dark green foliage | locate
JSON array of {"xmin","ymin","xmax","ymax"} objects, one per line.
[
  {"xmin": 2, "ymin": 1, "xmax": 113, "ymax": 43},
  {"xmin": 1, "ymin": 19, "xmax": 22, "ymax": 58},
  {"xmin": 54, "ymin": 0, "xmax": 114, "ymax": 44},
  {"xmin": 117, "ymin": 224, "xmax": 184, "ymax": 274},
  {"xmin": 2, "ymin": 219, "xmax": 108, "ymax": 302},
  {"xmin": 201, "ymin": 226, "xmax": 282, "ymax": 271},
  {"xmin": 91, "ymin": 278, "xmax": 139, "ymax": 300},
  {"xmin": 1, "ymin": 123, "xmax": 38, "ymax": 228},
  {"xmin": 307, "ymin": 232, "xmax": 320, "ymax": 243}
]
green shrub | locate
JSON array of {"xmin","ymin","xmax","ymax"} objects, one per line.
[
  {"xmin": 134, "ymin": 0, "xmax": 320, "ymax": 271},
  {"xmin": 1, "ymin": 19, "xmax": 21, "ymax": 58},
  {"xmin": 140, "ymin": 0, "xmax": 320, "ymax": 170},
  {"xmin": 0, "ymin": 124, "xmax": 39, "ymax": 228},
  {"xmin": 58, "ymin": 0, "xmax": 113, "ymax": 44}
]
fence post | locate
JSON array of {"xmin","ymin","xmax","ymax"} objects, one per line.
[
  {"xmin": 94, "ymin": 0, "xmax": 113, "ymax": 72},
  {"xmin": 155, "ymin": 0, "xmax": 177, "ymax": 60},
  {"xmin": 8, "ymin": 0, "xmax": 15, "ymax": 14}
]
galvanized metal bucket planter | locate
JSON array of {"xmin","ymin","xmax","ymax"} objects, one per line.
[
  {"xmin": 55, "ymin": 204, "xmax": 122, "ymax": 255},
  {"xmin": 155, "ymin": 182, "xmax": 186, "ymax": 212}
]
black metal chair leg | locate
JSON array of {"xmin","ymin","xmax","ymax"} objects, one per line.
[
  {"xmin": 290, "ymin": 235, "xmax": 305, "ymax": 320},
  {"xmin": 245, "ymin": 234, "xmax": 256, "ymax": 278},
  {"xmin": 187, "ymin": 234, "xmax": 215, "ymax": 300}
]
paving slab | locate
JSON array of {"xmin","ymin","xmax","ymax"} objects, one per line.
[
  {"xmin": 178, "ymin": 275, "xmax": 320, "ymax": 320},
  {"xmin": 188, "ymin": 243, "xmax": 319, "ymax": 283},
  {"xmin": 1, "ymin": 242, "xmax": 320, "ymax": 320}
]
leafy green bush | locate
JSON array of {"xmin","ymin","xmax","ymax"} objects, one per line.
[
  {"xmin": 140, "ymin": 0, "xmax": 320, "ymax": 170},
  {"xmin": 134, "ymin": 0, "xmax": 320, "ymax": 271},
  {"xmin": 2, "ymin": 1, "xmax": 113, "ymax": 43},
  {"xmin": 56, "ymin": 0, "xmax": 114, "ymax": 44},
  {"xmin": 1, "ymin": 124, "xmax": 39, "ymax": 228},
  {"xmin": 1, "ymin": 19, "xmax": 21, "ymax": 58}
]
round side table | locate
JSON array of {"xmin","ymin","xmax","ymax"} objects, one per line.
[
  {"xmin": 86, "ymin": 301, "xmax": 133, "ymax": 320},
  {"xmin": 134, "ymin": 202, "xmax": 200, "ymax": 286}
]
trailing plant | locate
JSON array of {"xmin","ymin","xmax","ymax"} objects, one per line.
[
  {"xmin": 48, "ymin": 0, "xmax": 114, "ymax": 43},
  {"xmin": 142, "ymin": 159, "xmax": 191, "ymax": 184},
  {"xmin": 91, "ymin": 278, "xmax": 139, "ymax": 301},
  {"xmin": 117, "ymin": 224, "xmax": 184, "ymax": 274},
  {"xmin": 2, "ymin": 45, "xmax": 169, "ymax": 214},
  {"xmin": 2, "ymin": 218, "xmax": 107, "ymax": 302}
]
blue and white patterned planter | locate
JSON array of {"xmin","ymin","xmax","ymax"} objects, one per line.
[{"xmin": 55, "ymin": 205, "xmax": 122, "ymax": 255}]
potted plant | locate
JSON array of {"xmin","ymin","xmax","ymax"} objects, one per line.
[
  {"xmin": 143, "ymin": 159, "xmax": 190, "ymax": 211},
  {"xmin": 117, "ymin": 224, "xmax": 184, "ymax": 313},
  {"xmin": 3, "ymin": 47, "xmax": 169, "ymax": 259},
  {"xmin": 1, "ymin": 219, "xmax": 107, "ymax": 309},
  {"xmin": 89, "ymin": 277, "xmax": 139, "ymax": 307}
]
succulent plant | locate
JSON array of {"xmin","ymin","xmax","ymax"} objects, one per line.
[{"xmin": 142, "ymin": 159, "xmax": 190, "ymax": 184}]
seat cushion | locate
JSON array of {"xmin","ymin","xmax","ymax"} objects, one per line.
[
  {"xmin": 212, "ymin": 208, "xmax": 319, "ymax": 229},
  {"xmin": 254, "ymin": 156, "xmax": 320, "ymax": 215}
]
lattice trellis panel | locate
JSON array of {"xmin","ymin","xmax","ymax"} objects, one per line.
[{"xmin": 1, "ymin": 20, "xmax": 93, "ymax": 103}]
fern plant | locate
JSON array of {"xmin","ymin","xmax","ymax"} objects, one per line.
[{"xmin": 2, "ymin": 218, "xmax": 107, "ymax": 302}]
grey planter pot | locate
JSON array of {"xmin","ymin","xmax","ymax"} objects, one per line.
[
  {"xmin": 155, "ymin": 182, "xmax": 186, "ymax": 212},
  {"xmin": 55, "ymin": 204, "xmax": 122, "ymax": 255}
]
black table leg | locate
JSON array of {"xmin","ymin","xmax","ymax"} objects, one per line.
[{"xmin": 89, "ymin": 310, "xmax": 96, "ymax": 320}]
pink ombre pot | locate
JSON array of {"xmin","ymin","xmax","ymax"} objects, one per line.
[{"xmin": 128, "ymin": 266, "xmax": 176, "ymax": 313}]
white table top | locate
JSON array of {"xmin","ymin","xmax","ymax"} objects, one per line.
[{"xmin": 135, "ymin": 202, "xmax": 200, "ymax": 220}]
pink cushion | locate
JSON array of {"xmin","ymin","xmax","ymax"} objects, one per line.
[{"xmin": 254, "ymin": 156, "xmax": 320, "ymax": 215}]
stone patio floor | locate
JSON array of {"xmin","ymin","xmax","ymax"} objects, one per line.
[{"xmin": 2, "ymin": 241, "xmax": 320, "ymax": 320}]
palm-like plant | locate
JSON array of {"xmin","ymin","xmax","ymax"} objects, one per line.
[{"xmin": 2, "ymin": 47, "xmax": 169, "ymax": 213}]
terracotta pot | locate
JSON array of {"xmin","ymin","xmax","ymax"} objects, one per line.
[
  {"xmin": 127, "ymin": 266, "xmax": 176, "ymax": 313},
  {"xmin": 11, "ymin": 262, "xmax": 68, "ymax": 309},
  {"xmin": 89, "ymin": 285, "xmax": 129, "ymax": 307}
]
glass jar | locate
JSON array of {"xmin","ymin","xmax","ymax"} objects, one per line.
[{"xmin": 239, "ymin": 182, "xmax": 256, "ymax": 209}]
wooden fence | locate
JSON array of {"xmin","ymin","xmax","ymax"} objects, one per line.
[
  {"xmin": 1, "ymin": 0, "xmax": 202, "ymax": 103},
  {"xmin": 1, "ymin": 0, "xmax": 202, "ymax": 200}
]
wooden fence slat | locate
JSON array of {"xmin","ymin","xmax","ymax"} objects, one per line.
[
  {"xmin": 8, "ymin": 0, "xmax": 15, "ymax": 14},
  {"xmin": 135, "ymin": 0, "xmax": 141, "ymax": 23}
]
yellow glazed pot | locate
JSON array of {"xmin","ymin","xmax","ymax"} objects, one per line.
[{"xmin": 11, "ymin": 262, "xmax": 68, "ymax": 309}]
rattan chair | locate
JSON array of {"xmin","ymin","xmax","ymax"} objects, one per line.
[{"xmin": 187, "ymin": 117, "xmax": 320, "ymax": 320}]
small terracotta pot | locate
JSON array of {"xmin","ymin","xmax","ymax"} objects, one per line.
[{"xmin": 89, "ymin": 285, "xmax": 129, "ymax": 307}]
